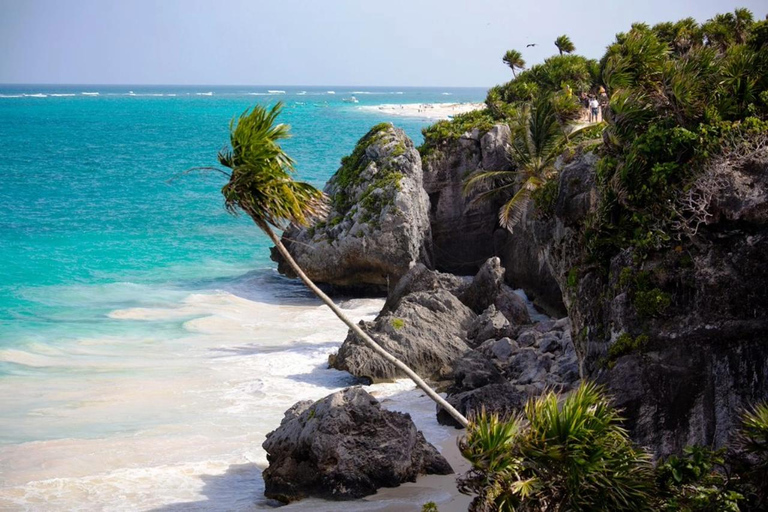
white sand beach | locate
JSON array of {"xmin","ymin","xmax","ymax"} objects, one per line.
[{"xmin": 359, "ymin": 102, "xmax": 485, "ymax": 120}]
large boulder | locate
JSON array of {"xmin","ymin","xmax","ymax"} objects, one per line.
[
  {"xmin": 330, "ymin": 289, "xmax": 475, "ymax": 382},
  {"xmin": 262, "ymin": 387, "xmax": 452, "ymax": 502},
  {"xmin": 382, "ymin": 262, "xmax": 470, "ymax": 313},
  {"xmin": 272, "ymin": 123, "xmax": 431, "ymax": 291},
  {"xmin": 422, "ymin": 124, "xmax": 511, "ymax": 275}
]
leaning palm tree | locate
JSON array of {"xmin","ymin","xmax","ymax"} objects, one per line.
[
  {"xmin": 502, "ymin": 49, "xmax": 526, "ymax": 78},
  {"xmin": 463, "ymin": 96, "xmax": 572, "ymax": 232},
  {"xmin": 206, "ymin": 102, "xmax": 468, "ymax": 427},
  {"xmin": 555, "ymin": 34, "xmax": 576, "ymax": 55}
]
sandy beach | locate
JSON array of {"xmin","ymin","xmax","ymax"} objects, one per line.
[{"xmin": 359, "ymin": 102, "xmax": 485, "ymax": 120}]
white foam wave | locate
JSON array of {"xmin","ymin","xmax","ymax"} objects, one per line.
[
  {"xmin": 326, "ymin": 90, "xmax": 335, "ymax": 94},
  {"xmin": 50, "ymin": 93, "xmax": 76, "ymax": 97},
  {"xmin": 81, "ymin": 92, "xmax": 99, "ymax": 96},
  {"xmin": 196, "ymin": 92, "xmax": 213, "ymax": 96},
  {"xmin": 296, "ymin": 91, "xmax": 307, "ymax": 95},
  {"xmin": 247, "ymin": 93, "xmax": 270, "ymax": 96},
  {"xmin": 0, "ymin": 94, "xmax": 22, "ymax": 98},
  {"xmin": 0, "ymin": 285, "xmax": 461, "ymax": 510},
  {"xmin": 442, "ymin": 92, "xmax": 453, "ymax": 95},
  {"xmin": 24, "ymin": 93, "xmax": 47, "ymax": 98},
  {"xmin": 267, "ymin": 90, "xmax": 285, "ymax": 94}
]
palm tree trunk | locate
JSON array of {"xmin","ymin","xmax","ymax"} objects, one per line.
[{"xmin": 262, "ymin": 222, "xmax": 469, "ymax": 428}]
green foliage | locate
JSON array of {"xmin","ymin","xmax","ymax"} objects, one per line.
[
  {"xmin": 555, "ymin": 34, "xmax": 576, "ymax": 55},
  {"xmin": 331, "ymin": 123, "xmax": 404, "ymax": 215},
  {"xmin": 634, "ymin": 288, "xmax": 671, "ymax": 318},
  {"xmin": 608, "ymin": 333, "xmax": 649, "ymax": 361},
  {"xmin": 566, "ymin": 267, "xmax": 579, "ymax": 289},
  {"xmin": 531, "ymin": 176, "xmax": 559, "ymax": 217},
  {"xmin": 419, "ymin": 109, "xmax": 498, "ymax": 160},
  {"xmin": 390, "ymin": 317, "xmax": 405, "ymax": 330},
  {"xmin": 215, "ymin": 102, "xmax": 328, "ymax": 229},
  {"xmin": 502, "ymin": 49, "xmax": 526, "ymax": 77},
  {"xmin": 740, "ymin": 402, "xmax": 768, "ymax": 456},
  {"xmin": 464, "ymin": 95, "xmax": 572, "ymax": 232},
  {"xmin": 619, "ymin": 267, "xmax": 634, "ymax": 288},
  {"xmin": 586, "ymin": 9, "xmax": 768, "ymax": 263},
  {"xmin": 655, "ymin": 447, "xmax": 742, "ymax": 512},
  {"xmin": 458, "ymin": 382, "xmax": 654, "ymax": 511},
  {"xmin": 421, "ymin": 502, "xmax": 439, "ymax": 512},
  {"xmin": 735, "ymin": 401, "xmax": 768, "ymax": 509},
  {"xmin": 492, "ymin": 54, "xmax": 599, "ymax": 105}
]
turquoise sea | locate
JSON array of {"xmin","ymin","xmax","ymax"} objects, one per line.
[{"xmin": 0, "ymin": 85, "xmax": 485, "ymax": 510}]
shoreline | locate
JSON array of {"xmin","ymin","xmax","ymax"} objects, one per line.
[{"xmin": 358, "ymin": 102, "xmax": 485, "ymax": 120}]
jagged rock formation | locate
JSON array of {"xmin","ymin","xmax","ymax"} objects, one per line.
[
  {"xmin": 330, "ymin": 258, "xmax": 528, "ymax": 384},
  {"xmin": 262, "ymin": 387, "xmax": 452, "ymax": 503},
  {"xmin": 271, "ymin": 123, "xmax": 431, "ymax": 291},
  {"xmin": 422, "ymin": 125, "xmax": 511, "ymax": 275},
  {"xmin": 438, "ymin": 317, "xmax": 579, "ymax": 427}
]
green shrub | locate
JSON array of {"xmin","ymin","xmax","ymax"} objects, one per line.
[
  {"xmin": 608, "ymin": 333, "xmax": 649, "ymax": 361},
  {"xmin": 655, "ymin": 446, "xmax": 742, "ymax": 512},
  {"xmin": 390, "ymin": 318, "xmax": 405, "ymax": 330},
  {"xmin": 458, "ymin": 382, "xmax": 654, "ymax": 511},
  {"xmin": 531, "ymin": 177, "xmax": 559, "ymax": 216},
  {"xmin": 634, "ymin": 288, "xmax": 671, "ymax": 318},
  {"xmin": 419, "ymin": 109, "xmax": 498, "ymax": 159},
  {"xmin": 735, "ymin": 401, "xmax": 768, "ymax": 509}
]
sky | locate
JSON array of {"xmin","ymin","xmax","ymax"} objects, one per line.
[{"xmin": 1, "ymin": 0, "xmax": 766, "ymax": 87}]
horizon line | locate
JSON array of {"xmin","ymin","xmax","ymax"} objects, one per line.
[{"xmin": 0, "ymin": 82, "xmax": 492, "ymax": 89}]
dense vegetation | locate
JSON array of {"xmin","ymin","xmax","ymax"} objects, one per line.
[
  {"xmin": 459, "ymin": 383, "xmax": 768, "ymax": 511},
  {"xmin": 418, "ymin": 8, "xmax": 768, "ymax": 511},
  {"xmin": 421, "ymin": 8, "xmax": 768, "ymax": 265}
]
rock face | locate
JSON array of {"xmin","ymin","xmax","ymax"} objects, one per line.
[
  {"xmin": 330, "ymin": 289, "xmax": 475, "ymax": 383},
  {"xmin": 494, "ymin": 152, "xmax": 599, "ymax": 318},
  {"xmin": 272, "ymin": 123, "xmax": 431, "ymax": 291},
  {"xmin": 507, "ymin": 148, "xmax": 768, "ymax": 456},
  {"xmin": 422, "ymin": 125, "xmax": 511, "ymax": 275},
  {"xmin": 262, "ymin": 387, "xmax": 452, "ymax": 503}
]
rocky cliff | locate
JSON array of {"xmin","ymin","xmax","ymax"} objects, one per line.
[
  {"xmin": 421, "ymin": 125, "xmax": 511, "ymax": 276},
  {"xmin": 271, "ymin": 123, "xmax": 431, "ymax": 291},
  {"xmin": 512, "ymin": 145, "xmax": 768, "ymax": 456}
]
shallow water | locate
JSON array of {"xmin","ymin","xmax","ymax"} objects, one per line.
[{"xmin": 0, "ymin": 85, "xmax": 484, "ymax": 510}]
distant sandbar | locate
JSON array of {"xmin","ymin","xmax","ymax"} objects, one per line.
[{"xmin": 358, "ymin": 102, "xmax": 484, "ymax": 120}]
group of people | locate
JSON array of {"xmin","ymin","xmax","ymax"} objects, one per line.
[{"xmin": 580, "ymin": 88, "xmax": 609, "ymax": 123}]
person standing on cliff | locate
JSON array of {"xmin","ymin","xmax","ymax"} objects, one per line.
[{"xmin": 589, "ymin": 96, "xmax": 600, "ymax": 123}]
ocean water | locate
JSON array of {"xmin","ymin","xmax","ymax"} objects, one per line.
[{"xmin": 0, "ymin": 85, "xmax": 485, "ymax": 510}]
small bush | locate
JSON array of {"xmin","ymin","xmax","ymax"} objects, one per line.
[
  {"xmin": 390, "ymin": 318, "xmax": 405, "ymax": 330},
  {"xmin": 634, "ymin": 288, "xmax": 672, "ymax": 318},
  {"xmin": 608, "ymin": 333, "xmax": 649, "ymax": 361},
  {"xmin": 458, "ymin": 382, "xmax": 654, "ymax": 511}
]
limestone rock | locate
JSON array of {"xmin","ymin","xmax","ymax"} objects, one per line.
[
  {"xmin": 262, "ymin": 387, "xmax": 452, "ymax": 502},
  {"xmin": 458, "ymin": 256, "xmax": 505, "ymax": 314},
  {"xmin": 330, "ymin": 289, "xmax": 475, "ymax": 382},
  {"xmin": 272, "ymin": 123, "xmax": 431, "ymax": 291},
  {"xmin": 466, "ymin": 305, "xmax": 515, "ymax": 347}
]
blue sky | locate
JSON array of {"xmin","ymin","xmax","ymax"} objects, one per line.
[{"xmin": 1, "ymin": 0, "xmax": 766, "ymax": 87}]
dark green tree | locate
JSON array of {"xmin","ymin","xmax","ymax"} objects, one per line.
[
  {"xmin": 502, "ymin": 49, "xmax": 526, "ymax": 78},
  {"xmin": 555, "ymin": 34, "xmax": 576, "ymax": 55}
]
